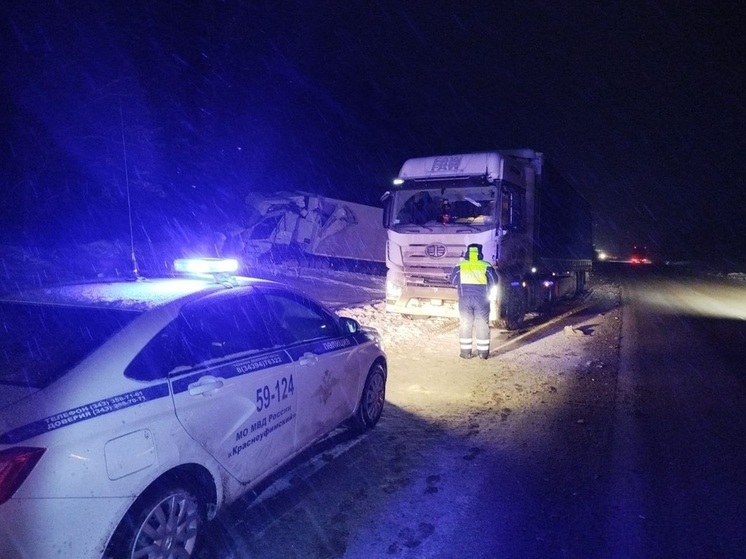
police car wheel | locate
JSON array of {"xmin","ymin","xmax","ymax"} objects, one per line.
[
  {"xmin": 353, "ymin": 361, "xmax": 386, "ymax": 431},
  {"xmin": 108, "ymin": 483, "xmax": 204, "ymax": 559}
]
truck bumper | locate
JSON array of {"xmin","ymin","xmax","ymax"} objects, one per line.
[
  {"xmin": 386, "ymin": 293, "xmax": 498, "ymax": 321},
  {"xmin": 386, "ymin": 300, "xmax": 459, "ymax": 318},
  {"xmin": 385, "ymin": 281, "xmax": 459, "ymax": 318}
]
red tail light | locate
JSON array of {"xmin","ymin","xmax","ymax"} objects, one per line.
[{"xmin": 0, "ymin": 447, "xmax": 46, "ymax": 505}]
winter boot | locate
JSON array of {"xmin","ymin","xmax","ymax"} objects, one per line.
[
  {"xmin": 478, "ymin": 352, "xmax": 489, "ymax": 360},
  {"xmin": 459, "ymin": 350, "xmax": 472, "ymax": 359}
]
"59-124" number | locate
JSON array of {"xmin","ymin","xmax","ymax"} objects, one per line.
[{"xmin": 256, "ymin": 375, "xmax": 295, "ymax": 412}]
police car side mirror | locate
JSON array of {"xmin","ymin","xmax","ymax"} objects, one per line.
[{"xmin": 339, "ymin": 316, "xmax": 360, "ymax": 334}]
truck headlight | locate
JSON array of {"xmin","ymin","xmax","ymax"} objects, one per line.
[{"xmin": 387, "ymin": 281, "xmax": 402, "ymax": 298}]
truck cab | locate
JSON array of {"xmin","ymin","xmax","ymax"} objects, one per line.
[{"xmin": 382, "ymin": 150, "xmax": 592, "ymax": 329}]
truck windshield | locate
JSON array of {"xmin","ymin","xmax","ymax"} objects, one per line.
[{"xmin": 390, "ymin": 187, "xmax": 497, "ymax": 229}]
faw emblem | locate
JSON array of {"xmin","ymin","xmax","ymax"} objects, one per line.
[{"xmin": 425, "ymin": 243, "xmax": 447, "ymax": 259}]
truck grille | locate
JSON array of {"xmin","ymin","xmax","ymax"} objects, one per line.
[
  {"xmin": 402, "ymin": 242, "xmax": 463, "ymax": 288},
  {"xmin": 405, "ymin": 243, "xmax": 462, "ymax": 261},
  {"xmin": 406, "ymin": 275, "xmax": 451, "ymax": 288}
]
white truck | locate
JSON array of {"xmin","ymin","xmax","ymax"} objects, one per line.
[
  {"xmin": 381, "ymin": 149, "xmax": 593, "ymax": 329},
  {"xmin": 239, "ymin": 191, "xmax": 387, "ymax": 273}
]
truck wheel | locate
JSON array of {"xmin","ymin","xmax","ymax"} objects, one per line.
[
  {"xmin": 540, "ymin": 289, "xmax": 554, "ymax": 311},
  {"xmin": 574, "ymin": 271, "xmax": 586, "ymax": 296},
  {"xmin": 107, "ymin": 482, "xmax": 205, "ymax": 559},
  {"xmin": 352, "ymin": 361, "xmax": 387, "ymax": 431},
  {"xmin": 496, "ymin": 291, "xmax": 524, "ymax": 330}
]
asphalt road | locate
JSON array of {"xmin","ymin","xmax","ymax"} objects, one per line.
[
  {"xmin": 606, "ymin": 265, "xmax": 746, "ymax": 558},
  {"xmin": 199, "ymin": 264, "xmax": 746, "ymax": 559}
]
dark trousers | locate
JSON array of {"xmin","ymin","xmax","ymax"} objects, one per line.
[{"xmin": 458, "ymin": 293, "xmax": 490, "ymax": 356}]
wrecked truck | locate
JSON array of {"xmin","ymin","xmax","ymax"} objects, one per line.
[{"xmin": 237, "ymin": 191, "xmax": 387, "ymax": 274}]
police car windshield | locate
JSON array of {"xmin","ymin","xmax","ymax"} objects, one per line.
[{"xmin": 0, "ymin": 302, "xmax": 142, "ymax": 389}]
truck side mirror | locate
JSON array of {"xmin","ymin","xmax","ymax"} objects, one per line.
[
  {"xmin": 381, "ymin": 191, "xmax": 392, "ymax": 228},
  {"xmin": 500, "ymin": 188, "xmax": 524, "ymax": 232}
]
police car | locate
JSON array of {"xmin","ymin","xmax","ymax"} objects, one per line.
[{"xmin": 0, "ymin": 259, "xmax": 387, "ymax": 558}]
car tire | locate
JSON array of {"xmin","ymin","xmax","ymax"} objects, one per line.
[
  {"xmin": 352, "ymin": 361, "xmax": 387, "ymax": 431},
  {"xmin": 106, "ymin": 482, "xmax": 204, "ymax": 559}
]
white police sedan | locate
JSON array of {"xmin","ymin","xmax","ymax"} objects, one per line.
[{"xmin": 0, "ymin": 259, "xmax": 386, "ymax": 559}]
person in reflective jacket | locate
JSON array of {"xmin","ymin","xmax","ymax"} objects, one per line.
[{"xmin": 449, "ymin": 243, "xmax": 499, "ymax": 359}]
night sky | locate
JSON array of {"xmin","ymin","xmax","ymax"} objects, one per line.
[{"xmin": 2, "ymin": 1, "xmax": 744, "ymax": 264}]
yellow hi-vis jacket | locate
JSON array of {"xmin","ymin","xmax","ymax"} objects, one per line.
[{"xmin": 450, "ymin": 245, "xmax": 498, "ymax": 297}]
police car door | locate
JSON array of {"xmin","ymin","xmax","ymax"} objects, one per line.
[
  {"xmin": 166, "ymin": 289, "xmax": 298, "ymax": 484},
  {"xmin": 261, "ymin": 289, "xmax": 359, "ymax": 447}
]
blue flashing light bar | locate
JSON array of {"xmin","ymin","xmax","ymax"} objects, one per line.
[{"xmin": 174, "ymin": 258, "xmax": 239, "ymax": 275}]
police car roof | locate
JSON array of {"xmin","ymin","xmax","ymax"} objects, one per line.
[{"xmin": 0, "ymin": 276, "xmax": 276, "ymax": 311}]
